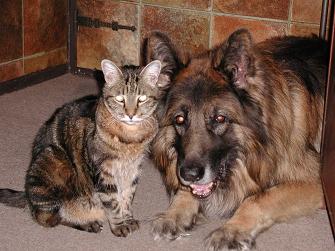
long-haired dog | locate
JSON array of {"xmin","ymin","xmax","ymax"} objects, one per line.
[{"xmin": 142, "ymin": 29, "xmax": 328, "ymax": 250}]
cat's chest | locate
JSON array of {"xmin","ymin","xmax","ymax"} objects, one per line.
[{"xmin": 98, "ymin": 157, "xmax": 142, "ymax": 190}]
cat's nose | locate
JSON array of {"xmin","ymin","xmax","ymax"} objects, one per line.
[
  {"xmin": 125, "ymin": 108, "xmax": 136, "ymax": 119},
  {"xmin": 127, "ymin": 112, "xmax": 135, "ymax": 120}
]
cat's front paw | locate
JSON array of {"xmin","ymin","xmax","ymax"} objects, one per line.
[
  {"xmin": 205, "ymin": 226, "xmax": 255, "ymax": 251},
  {"xmin": 151, "ymin": 212, "xmax": 196, "ymax": 241},
  {"xmin": 111, "ymin": 219, "xmax": 139, "ymax": 237}
]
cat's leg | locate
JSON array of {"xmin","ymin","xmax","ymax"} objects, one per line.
[
  {"xmin": 32, "ymin": 197, "xmax": 105, "ymax": 233},
  {"xmin": 99, "ymin": 187, "xmax": 139, "ymax": 237},
  {"xmin": 26, "ymin": 146, "xmax": 105, "ymax": 232},
  {"xmin": 59, "ymin": 195, "xmax": 105, "ymax": 233}
]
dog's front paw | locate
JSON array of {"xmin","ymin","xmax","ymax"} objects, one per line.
[
  {"xmin": 111, "ymin": 219, "xmax": 139, "ymax": 237},
  {"xmin": 205, "ymin": 226, "xmax": 255, "ymax": 251},
  {"xmin": 151, "ymin": 213, "xmax": 196, "ymax": 241}
]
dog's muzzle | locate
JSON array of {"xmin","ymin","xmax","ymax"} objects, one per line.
[{"xmin": 179, "ymin": 160, "xmax": 218, "ymax": 199}]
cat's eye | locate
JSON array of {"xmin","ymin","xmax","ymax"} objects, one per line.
[
  {"xmin": 175, "ymin": 115, "xmax": 185, "ymax": 125},
  {"xmin": 138, "ymin": 95, "xmax": 147, "ymax": 102},
  {"xmin": 115, "ymin": 95, "xmax": 124, "ymax": 102}
]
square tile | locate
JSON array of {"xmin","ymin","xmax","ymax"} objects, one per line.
[
  {"xmin": 24, "ymin": 48, "xmax": 67, "ymax": 74},
  {"xmin": 212, "ymin": 15, "xmax": 287, "ymax": 45},
  {"xmin": 24, "ymin": 0, "xmax": 67, "ymax": 56},
  {"xmin": 0, "ymin": 61, "xmax": 24, "ymax": 82},
  {"xmin": 292, "ymin": 0, "xmax": 322, "ymax": 23},
  {"xmin": 142, "ymin": 6, "xmax": 210, "ymax": 55},
  {"xmin": 290, "ymin": 23, "xmax": 320, "ymax": 36},
  {"xmin": 214, "ymin": 0, "xmax": 290, "ymax": 20},
  {"xmin": 77, "ymin": 0, "xmax": 139, "ymax": 69},
  {"xmin": 0, "ymin": 0, "xmax": 22, "ymax": 63}
]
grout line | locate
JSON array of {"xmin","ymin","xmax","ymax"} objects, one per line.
[
  {"xmin": 142, "ymin": 2, "xmax": 209, "ymax": 14},
  {"xmin": 209, "ymin": 0, "xmax": 214, "ymax": 48},
  {"xmin": 138, "ymin": 0, "xmax": 142, "ymax": 65},
  {"xmin": 119, "ymin": 0, "xmax": 138, "ymax": 5},
  {"xmin": 204, "ymin": 11, "xmax": 294, "ymax": 24},
  {"xmin": 0, "ymin": 58, "xmax": 22, "ymax": 67},
  {"xmin": 287, "ymin": 0, "xmax": 294, "ymax": 35},
  {"xmin": 23, "ymin": 47, "xmax": 67, "ymax": 61},
  {"xmin": 141, "ymin": 2, "xmax": 292, "ymax": 24},
  {"xmin": 290, "ymin": 21, "xmax": 320, "ymax": 26}
]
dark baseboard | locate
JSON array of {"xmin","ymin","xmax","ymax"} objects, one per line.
[{"xmin": 0, "ymin": 64, "xmax": 68, "ymax": 96}]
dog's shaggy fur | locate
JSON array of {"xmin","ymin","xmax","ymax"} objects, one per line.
[{"xmin": 143, "ymin": 29, "xmax": 328, "ymax": 250}]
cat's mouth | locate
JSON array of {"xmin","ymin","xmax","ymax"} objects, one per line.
[
  {"xmin": 121, "ymin": 118, "xmax": 143, "ymax": 125},
  {"xmin": 123, "ymin": 121, "xmax": 138, "ymax": 125}
]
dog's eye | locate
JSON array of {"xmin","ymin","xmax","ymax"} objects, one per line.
[
  {"xmin": 215, "ymin": 115, "xmax": 226, "ymax": 123},
  {"xmin": 175, "ymin": 115, "xmax": 185, "ymax": 125}
]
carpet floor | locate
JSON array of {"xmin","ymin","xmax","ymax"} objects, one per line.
[{"xmin": 0, "ymin": 74, "xmax": 333, "ymax": 251}]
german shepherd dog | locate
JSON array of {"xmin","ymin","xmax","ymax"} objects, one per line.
[{"xmin": 143, "ymin": 29, "xmax": 328, "ymax": 250}]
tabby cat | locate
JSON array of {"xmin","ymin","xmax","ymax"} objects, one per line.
[{"xmin": 0, "ymin": 59, "xmax": 163, "ymax": 237}]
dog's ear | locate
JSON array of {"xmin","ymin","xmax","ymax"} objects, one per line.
[
  {"xmin": 213, "ymin": 29, "xmax": 255, "ymax": 89},
  {"xmin": 142, "ymin": 31, "xmax": 183, "ymax": 91}
]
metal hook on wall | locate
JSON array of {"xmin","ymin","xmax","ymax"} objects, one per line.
[{"xmin": 77, "ymin": 13, "xmax": 136, "ymax": 32}]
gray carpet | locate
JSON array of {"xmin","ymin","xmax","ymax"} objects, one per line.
[{"xmin": 0, "ymin": 74, "xmax": 333, "ymax": 251}]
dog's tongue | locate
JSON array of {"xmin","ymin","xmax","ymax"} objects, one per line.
[{"xmin": 190, "ymin": 182, "xmax": 214, "ymax": 197}]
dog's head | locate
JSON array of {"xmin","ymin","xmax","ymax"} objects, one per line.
[{"xmin": 144, "ymin": 29, "xmax": 268, "ymax": 198}]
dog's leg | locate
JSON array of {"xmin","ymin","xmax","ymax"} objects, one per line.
[
  {"xmin": 205, "ymin": 181, "xmax": 323, "ymax": 251},
  {"xmin": 151, "ymin": 189, "xmax": 201, "ymax": 240}
]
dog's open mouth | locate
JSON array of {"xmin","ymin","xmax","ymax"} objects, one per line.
[{"xmin": 190, "ymin": 181, "xmax": 217, "ymax": 199}]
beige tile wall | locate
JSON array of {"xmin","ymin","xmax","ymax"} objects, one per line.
[
  {"xmin": 77, "ymin": 0, "xmax": 324, "ymax": 69},
  {"xmin": 0, "ymin": 0, "xmax": 68, "ymax": 83}
]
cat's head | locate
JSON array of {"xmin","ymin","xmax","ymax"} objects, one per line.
[{"xmin": 100, "ymin": 59, "xmax": 162, "ymax": 125}]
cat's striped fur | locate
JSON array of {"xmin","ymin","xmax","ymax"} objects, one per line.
[{"xmin": 0, "ymin": 60, "xmax": 164, "ymax": 237}]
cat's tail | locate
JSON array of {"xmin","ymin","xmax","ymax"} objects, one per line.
[{"xmin": 0, "ymin": 188, "xmax": 27, "ymax": 208}]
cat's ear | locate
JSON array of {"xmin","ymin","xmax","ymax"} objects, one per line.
[
  {"xmin": 142, "ymin": 31, "xmax": 185, "ymax": 90},
  {"xmin": 140, "ymin": 60, "xmax": 162, "ymax": 87},
  {"xmin": 101, "ymin": 59, "xmax": 123, "ymax": 87},
  {"xmin": 212, "ymin": 29, "xmax": 255, "ymax": 89}
]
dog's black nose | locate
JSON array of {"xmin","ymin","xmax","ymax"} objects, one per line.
[{"xmin": 180, "ymin": 162, "xmax": 205, "ymax": 182}]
